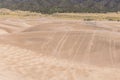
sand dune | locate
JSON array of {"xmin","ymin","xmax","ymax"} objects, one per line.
[
  {"xmin": 0, "ymin": 18, "xmax": 120, "ymax": 80},
  {"xmin": 0, "ymin": 44, "xmax": 120, "ymax": 80}
]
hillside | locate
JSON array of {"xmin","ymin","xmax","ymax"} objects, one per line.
[
  {"xmin": 0, "ymin": 17, "xmax": 120, "ymax": 80},
  {"xmin": 0, "ymin": 0, "xmax": 120, "ymax": 13}
]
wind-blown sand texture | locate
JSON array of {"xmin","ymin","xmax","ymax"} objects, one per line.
[{"xmin": 0, "ymin": 17, "xmax": 120, "ymax": 80}]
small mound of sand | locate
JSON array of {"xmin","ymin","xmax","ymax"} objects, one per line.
[{"xmin": 0, "ymin": 29, "xmax": 8, "ymax": 34}]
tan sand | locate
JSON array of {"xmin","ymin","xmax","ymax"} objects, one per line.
[
  {"xmin": 0, "ymin": 18, "xmax": 120, "ymax": 80},
  {"xmin": 0, "ymin": 44, "xmax": 120, "ymax": 80}
]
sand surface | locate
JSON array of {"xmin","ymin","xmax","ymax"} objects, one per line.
[{"xmin": 0, "ymin": 18, "xmax": 120, "ymax": 80}]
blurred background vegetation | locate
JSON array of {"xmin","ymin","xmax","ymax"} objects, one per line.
[{"xmin": 0, "ymin": 0, "xmax": 119, "ymax": 14}]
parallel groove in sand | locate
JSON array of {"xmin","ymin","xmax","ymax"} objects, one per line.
[
  {"xmin": 0, "ymin": 44, "xmax": 120, "ymax": 80},
  {"xmin": 0, "ymin": 19, "xmax": 120, "ymax": 80}
]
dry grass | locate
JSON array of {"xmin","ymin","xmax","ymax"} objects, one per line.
[
  {"xmin": 0, "ymin": 8, "xmax": 42, "ymax": 18},
  {"xmin": 0, "ymin": 8, "xmax": 120, "ymax": 21},
  {"xmin": 52, "ymin": 13, "xmax": 120, "ymax": 21}
]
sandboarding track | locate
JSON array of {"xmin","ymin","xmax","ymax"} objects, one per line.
[
  {"xmin": 0, "ymin": 44, "xmax": 120, "ymax": 80},
  {"xmin": 0, "ymin": 18, "xmax": 120, "ymax": 80},
  {"xmin": 1, "ymin": 30, "xmax": 120, "ymax": 68}
]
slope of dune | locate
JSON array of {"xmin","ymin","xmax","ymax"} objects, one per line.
[
  {"xmin": 0, "ymin": 44, "xmax": 120, "ymax": 80},
  {"xmin": 0, "ymin": 18, "xmax": 120, "ymax": 80},
  {"xmin": 1, "ymin": 19, "xmax": 120, "ymax": 67}
]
